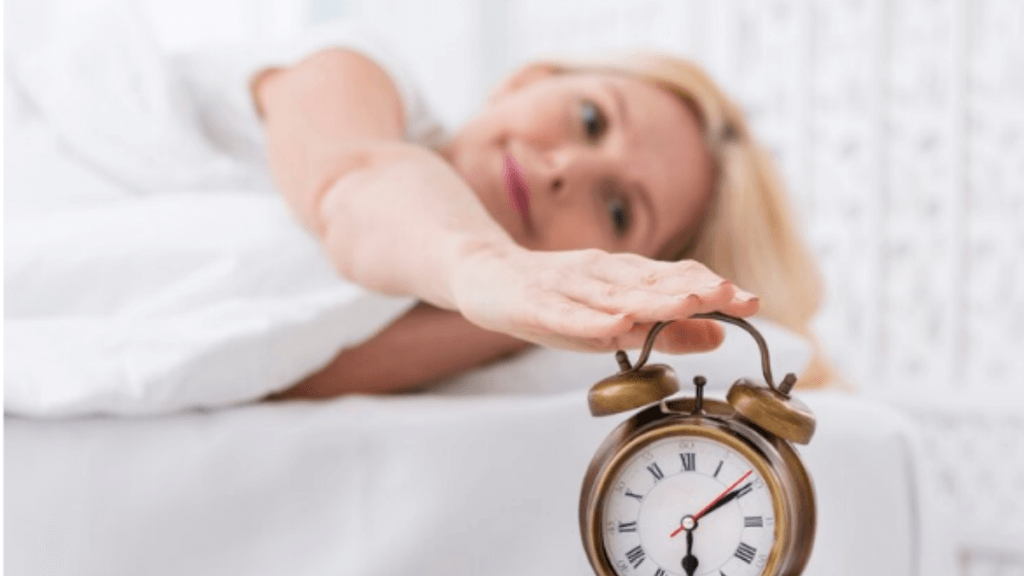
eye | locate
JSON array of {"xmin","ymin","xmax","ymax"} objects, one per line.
[
  {"xmin": 579, "ymin": 100, "xmax": 608, "ymax": 142},
  {"xmin": 605, "ymin": 191, "xmax": 632, "ymax": 236}
]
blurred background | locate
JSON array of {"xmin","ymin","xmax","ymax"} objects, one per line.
[
  {"xmin": 83, "ymin": 0, "xmax": 1024, "ymax": 573},
  {"xmin": 140, "ymin": 0, "xmax": 1024, "ymax": 398}
]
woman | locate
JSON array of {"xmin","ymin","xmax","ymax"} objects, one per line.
[{"xmin": 256, "ymin": 47, "xmax": 827, "ymax": 399}]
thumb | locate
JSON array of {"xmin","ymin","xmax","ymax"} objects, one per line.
[{"xmin": 650, "ymin": 319, "xmax": 725, "ymax": 354}]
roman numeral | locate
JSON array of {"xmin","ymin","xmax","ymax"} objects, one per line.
[
  {"xmin": 736, "ymin": 483, "xmax": 753, "ymax": 499},
  {"xmin": 713, "ymin": 459, "xmax": 723, "ymax": 478},
  {"xmin": 626, "ymin": 545, "xmax": 645, "ymax": 568},
  {"xmin": 654, "ymin": 569, "xmax": 666, "ymax": 576},
  {"xmin": 734, "ymin": 542, "xmax": 757, "ymax": 564},
  {"xmin": 744, "ymin": 516, "xmax": 763, "ymax": 528},
  {"xmin": 680, "ymin": 452, "xmax": 696, "ymax": 472},
  {"xmin": 624, "ymin": 489, "xmax": 643, "ymax": 501},
  {"xmin": 647, "ymin": 462, "xmax": 664, "ymax": 481},
  {"xmin": 618, "ymin": 521, "xmax": 637, "ymax": 533}
]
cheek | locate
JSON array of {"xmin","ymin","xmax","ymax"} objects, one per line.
[
  {"xmin": 449, "ymin": 110, "xmax": 507, "ymax": 181},
  {"xmin": 532, "ymin": 212, "xmax": 613, "ymax": 252},
  {"xmin": 458, "ymin": 108, "xmax": 505, "ymax": 148},
  {"xmin": 499, "ymin": 91, "xmax": 572, "ymax": 143},
  {"xmin": 677, "ymin": 174, "xmax": 715, "ymax": 233}
]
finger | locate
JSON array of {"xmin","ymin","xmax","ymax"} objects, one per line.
[
  {"xmin": 533, "ymin": 318, "xmax": 727, "ymax": 355},
  {"xmin": 602, "ymin": 319, "xmax": 726, "ymax": 354},
  {"xmin": 600, "ymin": 283, "xmax": 738, "ymax": 324},
  {"xmin": 565, "ymin": 274, "xmax": 759, "ymax": 326},
  {"xmin": 559, "ymin": 278, "xmax": 712, "ymax": 319},
  {"xmin": 513, "ymin": 331, "xmax": 622, "ymax": 353},
  {"xmin": 667, "ymin": 281, "xmax": 763, "ymax": 321},
  {"xmin": 588, "ymin": 258, "xmax": 760, "ymax": 318},
  {"xmin": 706, "ymin": 284, "xmax": 760, "ymax": 318},
  {"xmin": 653, "ymin": 320, "xmax": 726, "ymax": 353},
  {"xmin": 557, "ymin": 278, "xmax": 752, "ymax": 325},
  {"xmin": 590, "ymin": 257, "xmax": 726, "ymax": 295},
  {"xmin": 520, "ymin": 295, "xmax": 633, "ymax": 341}
]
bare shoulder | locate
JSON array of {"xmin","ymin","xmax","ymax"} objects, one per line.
[
  {"xmin": 299, "ymin": 48, "xmax": 398, "ymax": 94},
  {"xmin": 253, "ymin": 47, "xmax": 404, "ymax": 134}
]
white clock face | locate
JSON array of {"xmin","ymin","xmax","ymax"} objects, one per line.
[{"xmin": 600, "ymin": 435, "xmax": 777, "ymax": 576}]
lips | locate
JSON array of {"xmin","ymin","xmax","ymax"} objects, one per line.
[{"xmin": 502, "ymin": 153, "xmax": 532, "ymax": 228}]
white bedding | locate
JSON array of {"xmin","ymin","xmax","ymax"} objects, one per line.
[
  {"xmin": 5, "ymin": 391, "xmax": 931, "ymax": 576},
  {"xmin": 4, "ymin": 191, "xmax": 417, "ymax": 416},
  {"xmin": 3, "ymin": 0, "xmax": 431, "ymax": 416},
  {"xmin": 3, "ymin": 0, "xmax": 814, "ymax": 417},
  {"xmin": 3, "ymin": 3, "xmax": 946, "ymax": 575}
]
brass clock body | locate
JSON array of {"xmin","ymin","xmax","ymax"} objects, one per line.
[
  {"xmin": 579, "ymin": 397, "xmax": 816, "ymax": 576},
  {"xmin": 579, "ymin": 313, "xmax": 817, "ymax": 576}
]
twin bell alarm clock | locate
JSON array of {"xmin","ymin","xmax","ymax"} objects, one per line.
[{"xmin": 579, "ymin": 312, "xmax": 816, "ymax": 576}]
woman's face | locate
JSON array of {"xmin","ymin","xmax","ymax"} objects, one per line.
[{"xmin": 441, "ymin": 68, "xmax": 714, "ymax": 259}]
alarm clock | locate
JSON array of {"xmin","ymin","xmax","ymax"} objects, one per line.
[{"xmin": 579, "ymin": 312, "xmax": 816, "ymax": 576}]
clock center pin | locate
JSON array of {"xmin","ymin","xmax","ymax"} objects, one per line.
[{"xmin": 680, "ymin": 515, "xmax": 697, "ymax": 531}]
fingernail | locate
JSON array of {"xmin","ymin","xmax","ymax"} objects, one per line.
[
  {"xmin": 706, "ymin": 279, "xmax": 731, "ymax": 291},
  {"xmin": 736, "ymin": 289, "xmax": 758, "ymax": 303}
]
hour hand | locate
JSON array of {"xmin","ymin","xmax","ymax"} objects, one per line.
[{"xmin": 681, "ymin": 527, "xmax": 698, "ymax": 576}]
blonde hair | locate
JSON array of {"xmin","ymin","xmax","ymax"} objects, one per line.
[{"xmin": 538, "ymin": 52, "xmax": 835, "ymax": 388}]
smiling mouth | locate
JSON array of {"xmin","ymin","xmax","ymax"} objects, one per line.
[{"xmin": 502, "ymin": 153, "xmax": 532, "ymax": 229}]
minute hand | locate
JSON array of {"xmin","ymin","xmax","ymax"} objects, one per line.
[
  {"xmin": 696, "ymin": 483, "xmax": 749, "ymax": 518},
  {"xmin": 692, "ymin": 470, "xmax": 752, "ymax": 521}
]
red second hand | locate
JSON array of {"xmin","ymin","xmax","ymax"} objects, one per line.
[{"xmin": 669, "ymin": 470, "xmax": 753, "ymax": 538}]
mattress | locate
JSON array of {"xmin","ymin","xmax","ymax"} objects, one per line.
[{"xmin": 5, "ymin": 390, "xmax": 935, "ymax": 576}]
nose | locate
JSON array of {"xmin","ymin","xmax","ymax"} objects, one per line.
[
  {"xmin": 536, "ymin": 145, "xmax": 598, "ymax": 202},
  {"xmin": 550, "ymin": 175, "xmax": 565, "ymax": 195}
]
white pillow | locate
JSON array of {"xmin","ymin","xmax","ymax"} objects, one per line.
[
  {"xmin": 433, "ymin": 318, "xmax": 813, "ymax": 397},
  {"xmin": 4, "ymin": 192, "xmax": 417, "ymax": 417}
]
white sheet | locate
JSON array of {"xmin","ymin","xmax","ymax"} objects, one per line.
[
  {"xmin": 3, "ymin": 0, "xmax": 439, "ymax": 416},
  {"xmin": 4, "ymin": 391, "xmax": 929, "ymax": 576}
]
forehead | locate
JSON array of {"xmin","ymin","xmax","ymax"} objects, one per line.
[{"xmin": 575, "ymin": 73, "xmax": 714, "ymax": 255}]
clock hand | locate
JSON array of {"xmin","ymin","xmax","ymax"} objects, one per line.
[
  {"xmin": 698, "ymin": 482, "xmax": 749, "ymax": 518},
  {"xmin": 670, "ymin": 470, "xmax": 752, "ymax": 538},
  {"xmin": 681, "ymin": 525, "xmax": 698, "ymax": 576}
]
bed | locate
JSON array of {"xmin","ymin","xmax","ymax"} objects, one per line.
[
  {"xmin": 6, "ymin": 387, "xmax": 940, "ymax": 576},
  {"xmin": 4, "ymin": 1, "xmax": 951, "ymax": 574}
]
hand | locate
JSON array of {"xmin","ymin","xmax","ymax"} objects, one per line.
[
  {"xmin": 681, "ymin": 523, "xmax": 699, "ymax": 576},
  {"xmin": 450, "ymin": 245, "xmax": 759, "ymax": 353},
  {"xmin": 695, "ymin": 481, "xmax": 750, "ymax": 519}
]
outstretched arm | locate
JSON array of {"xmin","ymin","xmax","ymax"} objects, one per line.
[
  {"xmin": 256, "ymin": 48, "xmax": 514, "ymax": 310},
  {"xmin": 255, "ymin": 48, "xmax": 758, "ymax": 360}
]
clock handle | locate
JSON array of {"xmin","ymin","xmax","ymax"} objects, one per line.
[{"xmin": 630, "ymin": 312, "xmax": 797, "ymax": 397}]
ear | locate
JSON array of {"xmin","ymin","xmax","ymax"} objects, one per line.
[{"xmin": 490, "ymin": 63, "xmax": 560, "ymax": 102}]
